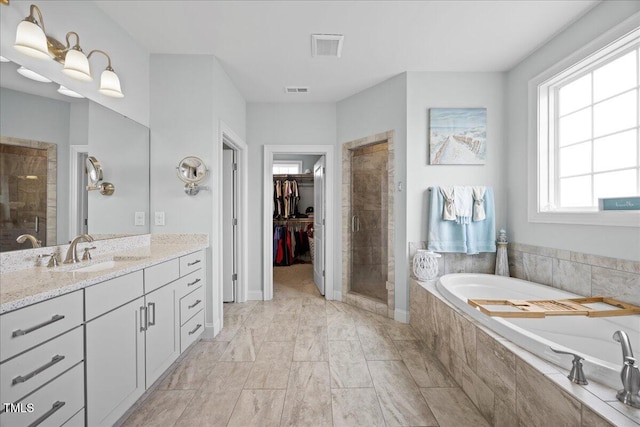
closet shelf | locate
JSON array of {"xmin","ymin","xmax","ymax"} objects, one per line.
[{"xmin": 273, "ymin": 173, "xmax": 314, "ymax": 184}]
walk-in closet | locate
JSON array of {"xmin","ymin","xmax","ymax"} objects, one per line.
[{"xmin": 272, "ymin": 155, "xmax": 322, "ymax": 296}]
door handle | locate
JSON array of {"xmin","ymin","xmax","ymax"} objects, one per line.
[
  {"xmin": 148, "ymin": 302, "xmax": 156, "ymax": 327},
  {"xmin": 351, "ymin": 215, "xmax": 357, "ymax": 233},
  {"xmin": 140, "ymin": 306, "xmax": 148, "ymax": 331}
]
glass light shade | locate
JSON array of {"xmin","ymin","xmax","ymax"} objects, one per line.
[
  {"xmin": 98, "ymin": 69, "xmax": 124, "ymax": 98},
  {"xmin": 14, "ymin": 20, "xmax": 51, "ymax": 60},
  {"xmin": 17, "ymin": 66, "xmax": 52, "ymax": 83},
  {"xmin": 0, "ymin": 56, "xmax": 10, "ymax": 63},
  {"xmin": 57, "ymin": 85, "xmax": 85, "ymax": 98},
  {"xmin": 63, "ymin": 49, "xmax": 92, "ymax": 81}
]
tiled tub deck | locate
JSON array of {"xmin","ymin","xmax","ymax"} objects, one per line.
[{"xmin": 409, "ymin": 278, "xmax": 640, "ymax": 427}]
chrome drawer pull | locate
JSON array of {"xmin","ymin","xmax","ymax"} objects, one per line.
[
  {"xmin": 187, "ymin": 259, "xmax": 201, "ymax": 267},
  {"xmin": 188, "ymin": 299, "xmax": 202, "ymax": 310},
  {"xmin": 28, "ymin": 401, "xmax": 65, "ymax": 427},
  {"xmin": 140, "ymin": 306, "xmax": 148, "ymax": 332},
  {"xmin": 188, "ymin": 324, "xmax": 202, "ymax": 335},
  {"xmin": 148, "ymin": 302, "xmax": 156, "ymax": 327},
  {"xmin": 12, "ymin": 355, "xmax": 65, "ymax": 385},
  {"xmin": 12, "ymin": 315, "xmax": 65, "ymax": 337},
  {"xmin": 187, "ymin": 278, "xmax": 201, "ymax": 287}
]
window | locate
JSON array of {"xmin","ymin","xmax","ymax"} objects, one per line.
[
  {"xmin": 273, "ymin": 161, "xmax": 302, "ymax": 175},
  {"xmin": 534, "ymin": 27, "xmax": 640, "ymax": 225}
]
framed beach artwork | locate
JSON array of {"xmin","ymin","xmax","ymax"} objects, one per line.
[{"xmin": 429, "ymin": 108, "xmax": 487, "ymax": 165}]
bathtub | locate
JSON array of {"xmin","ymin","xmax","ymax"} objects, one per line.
[{"xmin": 436, "ymin": 273, "xmax": 640, "ymax": 390}]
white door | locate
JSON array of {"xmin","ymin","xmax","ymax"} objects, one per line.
[
  {"xmin": 313, "ymin": 157, "xmax": 325, "ymax": 295},
  {"xmin": 222, "ymin": 148, "xmax": 236, "ymax": 302}
]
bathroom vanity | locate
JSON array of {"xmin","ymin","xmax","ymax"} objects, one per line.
[{"xmin": 0, "ymin": 236, "xmax": 207, "ymax": 427}]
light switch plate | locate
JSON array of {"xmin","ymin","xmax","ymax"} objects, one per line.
[
  {"xmin": 134, "ymin": 212, "xmax": 145, "ymax": 226},
  {"xmin": 154, "ymin": 211, "xmax": 165, "ymax": 226}
]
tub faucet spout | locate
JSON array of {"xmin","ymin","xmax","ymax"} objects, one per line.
[{"xmin": 612, "ymin": 330, "xmax": 640, "ymax": 409}]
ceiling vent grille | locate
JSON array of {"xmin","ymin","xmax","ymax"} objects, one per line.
[
  {"xmin": 284, "ymin": 87, "xmax": 309, "ymax": 94},
  {"xmin": 311, "ymin": 34, "xmax": 344, "ymax": 58}
]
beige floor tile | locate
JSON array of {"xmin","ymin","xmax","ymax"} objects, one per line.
[
  {"xmin": 122, "ymin": 390, "xmax": 194, "ymax": 427},
  {"xmin": 227, "ymin": 389, "xmax": 286, "ymax": 427},
  {"xmin": 219, "ymin": 327, "xmax": 267, "ymax": 361},
  {"xmin": 394, "ymin": 340, "xmax": 456, "ymax": 388},
  {"xmin": 159, "ymin": 341, "xmax": 229, "ymax": 390},
  {"xmin": 245, "ymin": 359, "xmax": 292, "ymax": 389},
  {"xmin": 368, "ymin": 360, "xmax": 438, "ymax": 426},
  {"xmin": 384, "ymin": 322, "xmax": 418, "ymax": 340},
  {"xmin": 331, "ymin": 388, "xmax": 386, "ymax": 427},
  {"xmin": 257, "ymin": 341, "xmax": 296, "ymax": 361},
  {"xmin": 357, "ymin": 325, "xmax": 401, "ymax": 360},
  {"xmin": 265, "ymin": 320, "xmax": 299, "ymax": 342},
  {"xmin": 280, "ymin": 361, "xmax": 332, "ymax": 427},
  {"xmin": 421, "ymin": 387, "xmax": 490, "ymax": 427}
]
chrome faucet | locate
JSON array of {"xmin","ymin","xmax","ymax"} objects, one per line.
[
  {"xmin": 16, "ymin": 234, "xmax": 41, "ymax": 248},
  {"xmin": 613, "ymin": 330, "xmax": 640, "ymax": 409},
  {"xmin": 63, "ymin": 234, "xmax": 94, "ymax": 264}
]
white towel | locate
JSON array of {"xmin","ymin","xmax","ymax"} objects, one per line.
[
  {"xmin": 439, "ymin": 186, "xmax": 456, "ymax": 221},
  {"xmin": 472, "ymin": 186, "xmax": 487, "ymax": 221},
  {"xmin": 454, "ymin": 186, "xmax": 473, "ymax": 224}
]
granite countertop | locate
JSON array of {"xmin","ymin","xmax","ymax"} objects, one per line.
[{"xmin": 0, "ymin": 242, "xmax": 208, "ymax": 314}]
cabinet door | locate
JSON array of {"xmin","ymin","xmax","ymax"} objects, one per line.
[
  {"xmin": 145, "ymin": 282, "xmax": 179, "ymax": 387},
  {"xmin": 86, "ymin": 297, "xmax": 145, "ymax": 427}
]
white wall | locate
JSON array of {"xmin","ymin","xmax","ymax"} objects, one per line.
[
  {"xmin": 0, "ymin": 1, "xmax": 149, "ymax": 126},
  {"xmin": 405, "ymin": 72, "xmax": 507, "ymax": 242},
  {"xmin": 506, "ymin": 1, "xmax": 640, "ymax": 261},
  {"xmin": 87, "ymin": 102, "xmax": 149, "ymax": 236},
  {"xmin": 336, "ymin": 74, "xmax": 407, "ymax": 317},
  {"xmin": 0, "ymin": 87, "xmax": 71, "ymax": 244},
  {"xmin": 247, "ymin": 103, "xmax": 336, "ymax": 298},
  {"xmin": 150, "ymin": 54, "xmax": 246, "ymax": 331}
]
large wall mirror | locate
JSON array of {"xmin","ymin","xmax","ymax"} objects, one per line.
[{"xmin": 0, "ymin": 59, "xmax": 150, "ymax": 252}]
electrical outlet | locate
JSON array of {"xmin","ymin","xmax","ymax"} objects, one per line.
[
  {"xmin": 154, "ymin": 211, "xmax": 165, "ymax": 226},
  {"xmin": 134, "ymin": 212, "xmax": 145, "ymax": 226}
]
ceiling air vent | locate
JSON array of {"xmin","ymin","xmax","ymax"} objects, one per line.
[
  {"xmin": 311, "ymin": 34, "xmax": 344, "ymax": 58},
  {"xmin": 284, "ymin": 86, "xmax": 309, "ymax": 93}
]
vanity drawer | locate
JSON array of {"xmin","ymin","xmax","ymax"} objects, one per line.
[
  {"xmin": 0, "ymin": 327, "xmax": 83, "ymax": 405},
  {"xmin": 0, "ymin": 362, "xmax": 84, "ymax": 427},
  {"xmin": 180, "ymin": 285, "xmax": 205, "ymax": 326},
  {"xmin": 145, "ymin": 259, "xmax": 180, "ymax": 294},
  {"xmin": 175, "ymin": 269, "xmax": 204, "ymax": 300},
  {"xmin": 0, "ymin": 291, "xmax": 83, "ymax": 362},
  {"xmin": 180, "ymin": 308, "xmax": 204, "ymax": 353},
  {"xmin": 85, "ymin": 270, "xmax": 144, "ymax": 321},
  {"xmin": 180, "ymin": 250, "xmax": 205, "ymax": 276}
]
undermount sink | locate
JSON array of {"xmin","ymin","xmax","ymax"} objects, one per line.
[{"xmin": 53, "ymin": 259, "xmax": 117, "ymax": 273}]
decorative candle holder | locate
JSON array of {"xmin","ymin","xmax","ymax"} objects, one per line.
[{"xmin": 413, "ymin": 249, "xmax": 441, "ymax": 281}]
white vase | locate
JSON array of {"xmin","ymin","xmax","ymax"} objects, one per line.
[{"xmin": 412, "ymin": 250, "xmax": 441, "ymax": 281}]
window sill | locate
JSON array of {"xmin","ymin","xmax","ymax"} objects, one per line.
[{"xmin": 528, "ymin": 210, "xmax": 640, "ymax": 227}]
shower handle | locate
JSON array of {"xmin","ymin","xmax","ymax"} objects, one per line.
[{"xmin": 352, "ymin": 215, "xmax": 357, "ymax": 233}]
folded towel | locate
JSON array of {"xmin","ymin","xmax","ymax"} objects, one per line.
[
  {"xmin": 428, "ymin": 187, "xmax": 467, "ymax": 252},
  {"xmin": 427, "ymin": 186, "xmax": 496, "ymax": 254},
  {"xmin": 439, "ymin": 186, "xmax": 456, "ymax": 221},
  {"xmin": 472, "ymin": 186, "xmax": 487, "ymax": 221},
  {"xmin": 454, "ymin": 186, "xmax": 473, "ymax": 224}
]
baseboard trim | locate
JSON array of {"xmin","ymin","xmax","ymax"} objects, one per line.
[
  {"xmin": 394, "ymin": 309, "xmax": 409, "ymax": 323},
  {"xmin": 247, "ymin": 290, "xmax": 264, "ymax": 301}
]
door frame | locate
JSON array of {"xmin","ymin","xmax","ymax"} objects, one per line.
[
  {"xmin": 69, "ymin": 144, "xmax": 89, "ymax": 241},
  {"xmin": 263, "ymin": 145, "xmax": 335, "ymax": 301},
  {"xmin": 217, "ymin": 121, "xmax": 248, "ymax": 310}
]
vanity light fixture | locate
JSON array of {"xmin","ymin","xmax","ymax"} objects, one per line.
[
  {"xmin": 16, "ymin": 65, "xmax": 51, "ymax": 82},
  {"xmin": 57, "ymin": 85, "xmax": 84, "ymax": 98},
  {"xmin": 13, "ymin": 3, "xmax": 125, "ymax": 98},
  {"xmin": 0, "ymin": 56, "xmax": 10, "ymax": 62}
]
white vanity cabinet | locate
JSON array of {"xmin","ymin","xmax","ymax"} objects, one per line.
[
  {"xmin": 0, "ymin": 291, "xmax": 85, "ymax": 427},
  {"xmin": 85, "ymin": 272, "xmax": 145, "ymax": 427}
]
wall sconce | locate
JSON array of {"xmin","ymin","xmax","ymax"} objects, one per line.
[
  {"xmin": 176, "ymin": 156, "xmax": 208, "ymax": 196},
  {"xmin": 86, "ymin": 156, "xmax": 115, "ymax": 196},
  {"xmin": 13, "ymin": 3, "xmax": 124, "ymax": 98}
]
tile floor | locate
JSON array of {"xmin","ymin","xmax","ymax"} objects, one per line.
[{"xmin": 120, "ymin": 264, "xmax": 489, "ymax": 426}]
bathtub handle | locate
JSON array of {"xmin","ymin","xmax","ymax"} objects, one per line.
[{"xmin": 550, "ymin": 348, "xmax": 588, "ymax": 385}]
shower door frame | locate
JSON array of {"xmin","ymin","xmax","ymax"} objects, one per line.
[{"xmin": 342, "ymin": 130, "xmax": 395, "ymax": 318}]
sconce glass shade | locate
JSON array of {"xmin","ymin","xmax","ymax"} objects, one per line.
[
  {"xmin": 98, "ymin": 69, "xmax": 124, "ymax": 98},
  {"xmin": 17, "ymin": 66, "xmax": 52, "ymax": 83},
  {"xmin": 14, "ymin": 20, "xmax": 51, "ymax": 60},
  {"xmin": 0, "ymin": 56, "xmax": 10, "ymax": 63},
  {"xmin": 63, "ymin": 49, "xmax": 92, "ymax": 81},
  {"xmin": 57, "ymin": 85, "xmax": 85, "ymax": 98}
]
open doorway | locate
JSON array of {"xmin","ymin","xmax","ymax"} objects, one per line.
[{"xmin": 263, "ymin": 145, "xmax": 335, "ymax": 301}]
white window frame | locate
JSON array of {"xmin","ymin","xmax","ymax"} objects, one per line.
[
  {"xmin": 272, "ymin": 160, "xmax": 302, "ymax": 175},
  {"xmin": 529, "ymin": 19, "xmax": 640, "ymax": 227}
]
